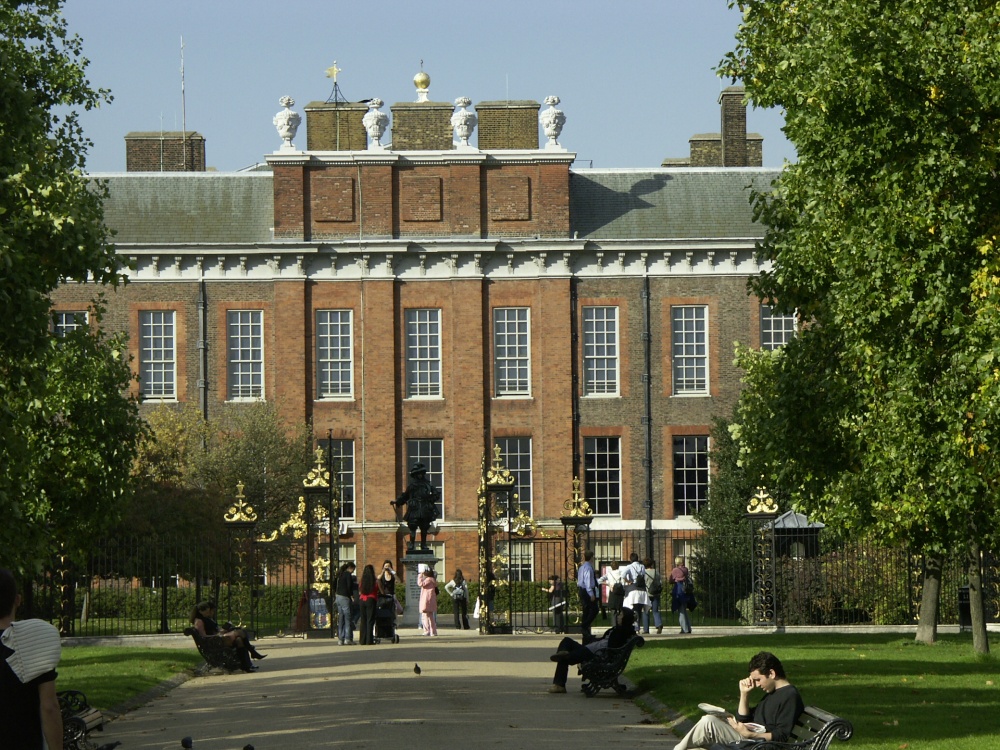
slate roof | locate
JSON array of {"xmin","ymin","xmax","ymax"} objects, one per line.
[
  {"xmin": 92, "ymin": 166, "xmax": 780, "ymax": 245},
  {"xmin": 569, "ymin": 168, "xmax": 779, "ymax": 240},
  {"xmin": 93, "ymin": 173, "xmax": 274, "ymax": 245}
]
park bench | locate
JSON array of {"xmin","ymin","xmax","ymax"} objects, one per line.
[
  {"xmin": 579, "ymin": 634, "xmax": 644, "ymax": 697},
  {"xmin": 59, "ymin": 689, "xmax": 106, "ymax": 750},
  {"xmin": 710, "ymin": 705, "xmax": 853, "ymax": 750},
  {"xmin": 183, "ymin": 626, "xmax": 244, "ymax": 672}
]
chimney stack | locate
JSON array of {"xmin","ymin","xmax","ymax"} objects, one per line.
[
  {"xmin": 719, "ymin": 87, "xmax": 748, "ymax": 168},
  {"xmin": 125, "ymin": 132, "xmax": 206, "ymax": 172}
]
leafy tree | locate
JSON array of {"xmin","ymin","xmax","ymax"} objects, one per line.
[
  {"xmin": 1, "ymin": 2, "xmax": 139, "ymax": 571},
  {"xmin": 127, "ymin": 402, "xmax": 315, "ymax": 548},
  {"xmin": 693, "ymin": 417, "xmax": 757, "ymax": 622},
  {"xmin": 721, "ymin": 1, "xmax": 1000, "ymax": 651}
]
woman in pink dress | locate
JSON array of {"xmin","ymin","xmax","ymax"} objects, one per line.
[{"xmin": 417, "ymin": 566, "xmax": 439, "ymax": 636}]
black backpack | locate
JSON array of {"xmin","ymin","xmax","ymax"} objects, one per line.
[{"xmin": 647, "ymin": 572, "xmax": 661, "ymax": 597}]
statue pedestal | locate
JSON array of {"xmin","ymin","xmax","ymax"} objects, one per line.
[{"xmin": 401, "ymin": 552, "xmax": 440, "ymax": 628}]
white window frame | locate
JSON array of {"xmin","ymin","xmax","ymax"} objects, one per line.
[
  {"xmin": 405, "ymin": 438, "xmax": 444, "ymax": 520},
  {"xmin": 582, "ymin": 306, "xmax": 620, "ymax": 396},
  {"xmin": 584, "ymin": 436, "xmax": 621, "ymax": 516},
  {"xmin": 53, "ymin": 310, "xmax": 88, "ymax": 337},
  {"xmin": 316, "ymin": 310, "xmax": 354, "ymax": 399},
  {"xmin": 319, "ymin": 439, "xmax": 356, "ymax": 520},
  {"xmin": 227, "ymin": 310, "xmax": 264, "ymax": 401},
  {"xmin": 139, "ymin": 310, "xmax": 177, "ymax": 400},
  {"xmin": 405, "ymin": 309, "xmax": 441, "ymax": 398},
  {"xmin": 760, "ymin": 305, "xmax": 797, "ymax": 351},
  {"xmin": 671, "ymin": 305, "xmax": 709, "ymax": 395},
  {"xmin": 495, "ymin": 437, "xmax": 532, "ymax": 515},
  {"xmin": 493, "ymin": 307, "xmax": 531, "ymax": 397},
  {"xmin": 673, "ymin": 435, "xmax": 710, "ymax": 517}
]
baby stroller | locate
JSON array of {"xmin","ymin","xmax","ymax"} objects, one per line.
[{"xmin": 373, "ymin": 594, "xmax": 400, "ymax": 644}]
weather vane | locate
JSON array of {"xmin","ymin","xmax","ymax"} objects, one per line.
[{"xmin": 325, "ymin": 60, "xmax": 342, "ymax": 83}]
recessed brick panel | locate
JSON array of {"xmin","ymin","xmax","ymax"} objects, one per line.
[
  {"xmin": 311, "ymin": 174, "xmax": 355, "ymax": 222},
  {"xmin": 489, "ymin": 175, "xmax": 531, "ymax": 221},
  {"xmin": 401, "ymin": 176, "xmax": 442, "ymax": 221}
]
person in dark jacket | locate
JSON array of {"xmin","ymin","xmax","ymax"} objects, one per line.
[
  {"xmin": 546, "ymin": 608, "xmax": 636, "ymax": 693},
  {"xmin": 674, "ymin": 651, "xmax": 805, "ymax": 750}
]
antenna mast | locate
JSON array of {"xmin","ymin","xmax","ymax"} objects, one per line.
[{"xmin": 181, "ymin": 36, "xmax": 187, "ymax": 170}]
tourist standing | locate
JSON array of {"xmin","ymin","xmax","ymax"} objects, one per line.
[
  {"xmin": 670, "ymin": 556, "xmax": 693, "ymax": 635},
  {"xmin": 0, "ymin": 569, "xmax": 63, "ymax": 750},
  {"xmin": 444, "ymin": 569, "xmax": 470, "ymax": 630},
  {"xmin": 577, "ymin": 550, "xmax": 599, "ymax": 643},
  {"xmin": 335, "ymin": 561, "xmax": 356, "ymax": 645},
  {"xmin": 358, "ymin": 564, "xmax": 378, "ymax": 645},
  {"xmin": 418, "ymin": 566, "xmax": 439, "ymax": 636}
]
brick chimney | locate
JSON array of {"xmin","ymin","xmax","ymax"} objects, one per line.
[
  {"xmin": 125, "ymin": 132, "xmax": 206, "ymax": 171},
  {"xmin": 719, "ymin": 86, "xmax": 748, "ymax": 167},
  {"xmin": 304, "ymin": 101, "xmax": 369, "ymax": 151},
  {"xmin": 475, "ymin": 101, "xmax": 540, "ymax": 149},
  {"xmin": 389, "ymin": 102, "xmax": 453, "ymax": 150}
]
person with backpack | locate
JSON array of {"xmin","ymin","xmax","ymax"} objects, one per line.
[
  {"xmin": 643, "ymin": 558, "xmax": 664, "ymax": 634},
  {"xmin": 670, "ymin": 555, "xmax": 694, "ymax": 634},
  {"xmin": 622, "ymin": 552, "xmax": 648, "ymax": 633}
]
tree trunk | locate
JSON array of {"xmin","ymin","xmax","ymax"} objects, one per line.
[
  {"xmin": 967, "ymin": 542, "xmax": 990, "ymax": 655},
  {"xmin": 914, "ymin": 555, "xmax": 941, "ymax": 644}
]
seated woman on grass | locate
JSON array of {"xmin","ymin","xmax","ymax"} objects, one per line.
[{"xmin": 190, "ymin": 601, "xmax": 265, "ymax": 672}]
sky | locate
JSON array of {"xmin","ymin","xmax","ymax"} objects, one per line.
[{"xmin": 62, "ymin": 0, "xmax": 794, "ymax": 173}]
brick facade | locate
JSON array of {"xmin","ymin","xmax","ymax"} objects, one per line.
[{"xmin": 56, "ymin": 85, "xmax": 773, "ymax": 577}]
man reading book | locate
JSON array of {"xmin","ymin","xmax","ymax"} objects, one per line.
[{"xmin": 675, "ymin": 651, "xmax": 804, "ymax": 750}]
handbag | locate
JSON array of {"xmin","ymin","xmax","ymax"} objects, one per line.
[
  {"xmin": 393, "ymin": 595, "xmax": 404, "ymax": 615},
  {"xmin": 683, "ymin": 581, "xmax": 694, "ymax": 596}
]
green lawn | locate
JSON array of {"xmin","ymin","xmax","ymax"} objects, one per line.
[
  {"xmin": 58, "ymin": 647, "xmax": 204, "ymax": 711},
  {"xmin": 627, "ymin": 632, "xmax": 1000, "ymax": 750}
]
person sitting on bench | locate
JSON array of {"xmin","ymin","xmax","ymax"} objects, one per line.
[
  {"xmin": 190, "ymin": 601, "xmax": 265, "ymax": 672},
  {"xmin": 546, "ymin": 607, "xmax": 635, "ymax": 693},
  {"xmin": 675, "ymin": 651, "xmax": 805, "ymax": 750}
]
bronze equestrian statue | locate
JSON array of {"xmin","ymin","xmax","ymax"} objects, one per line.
[{"xmin": 391, "ymin": 463, "xmax": 440, "ymax": 551}]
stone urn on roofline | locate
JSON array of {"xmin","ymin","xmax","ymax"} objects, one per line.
[
  {"xmin": 273, "ymin": 96, "xmax": 301, "ymax": 151},
  {"xmin": 451, "ymin": 96, "xmax": 477, "ymax": 148},
  {"xmin": 363, "ymin": 98, "xmax": 389, "ymax": 150},
  {"xmin": 539, "ymin": 95, "xmax": 566, "ymax": 150}
]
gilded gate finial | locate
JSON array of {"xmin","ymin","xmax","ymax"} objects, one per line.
[{"xmin": 225, "ymin": 481, "xmax": 258, "ymax": 523}]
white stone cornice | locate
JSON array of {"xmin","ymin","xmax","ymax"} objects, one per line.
[{"xmin": 113, "ymin": 237, "xmax": 769, "ymax": 282}]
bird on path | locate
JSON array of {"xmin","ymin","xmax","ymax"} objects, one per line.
[{"xmin": 414, "ymin": 663, "xmax": 421, "ymax": 675}]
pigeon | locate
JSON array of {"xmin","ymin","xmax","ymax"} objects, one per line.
[
  {"xmin": 96, "ymin": 743, "xmax": 122, "ymax": 750},
  {"xmin": 413, "ymin": 663, "xmax": 421, "ymax": 675},
  {"xmin": 181, "ymin": 739, "xmax": 193, "ymax": 749}
]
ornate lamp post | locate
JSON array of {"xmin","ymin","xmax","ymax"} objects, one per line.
[
  {"xmin": 744, "ymin": 485, "xmax": 779, "ymax": 626},
  {"xmin": 560, "ymin": 477, "xmax": 594, "ymax": 634}
]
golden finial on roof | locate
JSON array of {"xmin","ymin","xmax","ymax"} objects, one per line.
[
  {"xmin": 414, "ymin": 58, "xmax": 430, "ymax": 90},
  {"xmin": 326, "ymin": 61, "xmax": 342, "ymax": 83}
]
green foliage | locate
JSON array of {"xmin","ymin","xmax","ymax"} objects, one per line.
[
  {"xmin": 720, "ymin": 3, "xmax": 1000, "ymax": 579},
  {"xmin": 124, "ymin": 402, "xmax": 315, "ymax": 545},
  {"xmin": 693, "ymin": 418, "xmax": 756, "ymax": 620},
  {"xmin": 1, "ymin": 1, "xmax": 138, "ymax": 572}
]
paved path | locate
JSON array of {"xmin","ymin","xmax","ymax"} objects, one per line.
[{"xmin": 96, "ymin": 628, "xmax": 680, "ymax": 750}]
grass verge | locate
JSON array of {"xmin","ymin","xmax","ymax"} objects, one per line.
[
  {"xmin": 58, "ymin": 647, "xmax": 204, "ymax": 712},
  {"xmin": 627, "ymin": 632, "xmax": 999, "ymax": 750}
]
